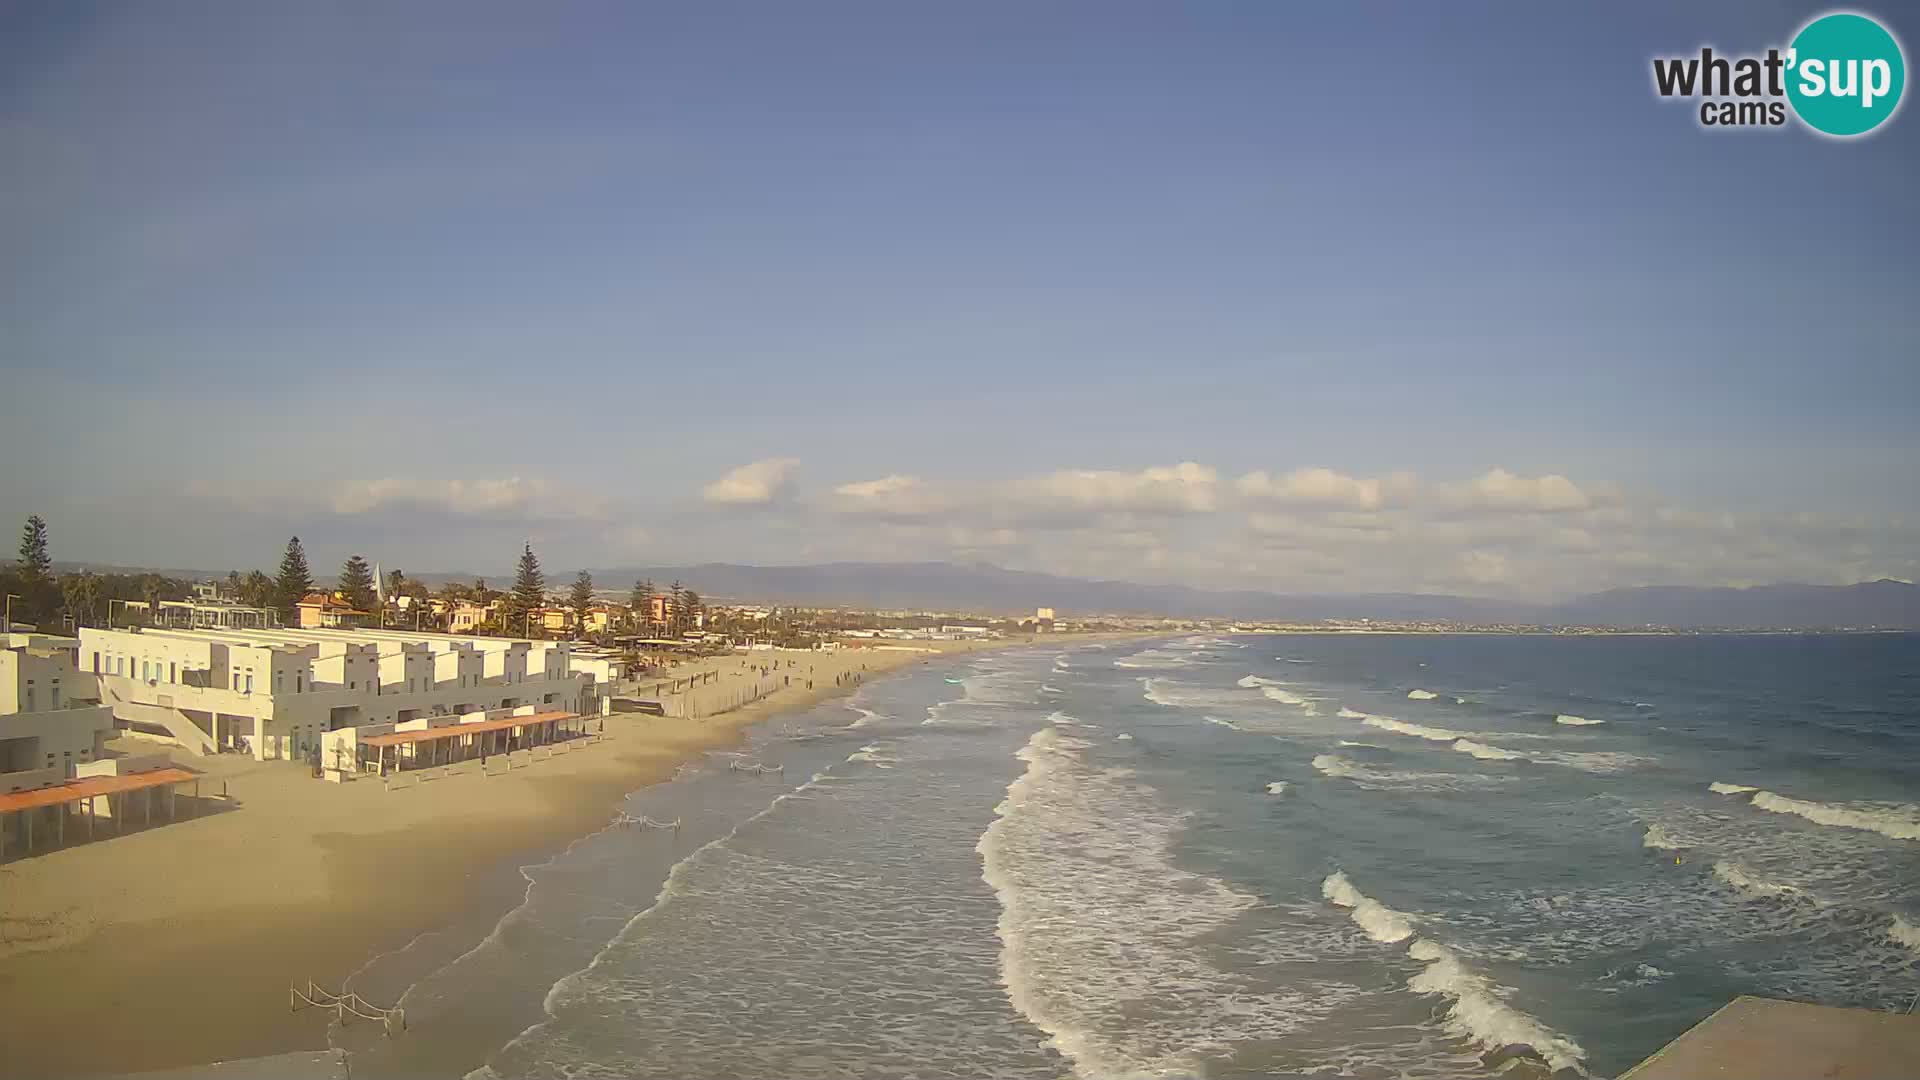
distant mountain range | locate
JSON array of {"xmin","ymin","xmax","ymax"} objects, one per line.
[{"xmin": 54, "ymin": 558, "xmax": 1919, "ymax": 629}]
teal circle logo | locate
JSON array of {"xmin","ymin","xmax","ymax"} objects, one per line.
[{"xmin": 1786, "ymin": 12, "xmax": 1906, "ymax": 136}]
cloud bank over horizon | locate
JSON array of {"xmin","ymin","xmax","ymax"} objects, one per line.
[{"xmin": 22, "ymin": 457, "xmax": 1914, "ymax": 601}]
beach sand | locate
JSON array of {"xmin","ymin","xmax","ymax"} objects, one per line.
[{"xmin": 0, "ymin": 634, "xmax": 1138, "ymax": 1078}]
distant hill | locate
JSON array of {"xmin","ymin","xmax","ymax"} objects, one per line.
[
  {"xmin": 572, "ymin": 561, "xmax": 1523, "ymax": 622},
  {"xmin": 1545, "ymin": 579, "xmax": 1919, "ymax": 630},
  {"xmin": 578, "ymin": 563, "xmax": 1918, "ymax": 629},
  {"xmin": 54, "ymin": 557, "xmax": 1920, "ymax": 629}
]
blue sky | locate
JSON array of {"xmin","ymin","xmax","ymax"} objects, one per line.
[{"xmin": 2, "ymin": 1, "xmax": 1915, "ymax": 596}]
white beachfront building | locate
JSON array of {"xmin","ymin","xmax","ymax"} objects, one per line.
[
  {"xmin": 1, "ymin": 634, "xmax": 118, "ymax": 794},
  {"xmin": 78, "ymin": 625, "xmax": 622, "ymax": 761}
]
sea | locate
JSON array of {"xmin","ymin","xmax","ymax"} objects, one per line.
[{"xmin": 335, "ymin": 633, "xmax": 1920, "ymax": 1080}]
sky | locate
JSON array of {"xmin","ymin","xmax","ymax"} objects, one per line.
[{"xmin": 2, "ymin": 1, "xmax": 1916, "ymax": 598}]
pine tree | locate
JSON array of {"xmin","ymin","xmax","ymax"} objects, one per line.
[
  {"xmin": 636, "ymin": 579, "xmax": 657, "ymax": 628},
  {"xmin": 276, "ymin": 536, "xmax": 314, "ymax": 622},
  {"xmin": 386, "ymin": 568, "xmax": 405, "ymax": 600},
  {"xmin": 569, "ymin": 570, "xmax": 595, "ymax": 619},
  {"xmin": 15, "ymin": 515, "xmax": 54, "ymax": 624},
  {"xmin": 683, "ymin": 589, "xmax": 703, "ymax": 632},
  {"xmin": 506, "ymin": 542, "xmax": 545, "ymax": 635},
  {"xmin": 668, "ymin": 580, "xmax": 687, "ymax": 636},
  {"xmin": 339, "ymin": 554, "xmax": 376, "ymax": 614},
  {"xmin": 17, "ymin": 515, "xmax": 51, "ymax": 584}
]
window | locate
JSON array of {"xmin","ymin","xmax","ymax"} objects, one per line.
[
  {"xmin": 51, "ymin": 688, "xmax": 60, "ymax": 709},
  {"xmin": 92, "ymin": 653, "xmax": 101, "ymax": 674},
  {"xmin": 170, "ymin": 662, "xmax": 177, "ymax": 683},
  {"xmin": 25, "ymin": 688, "xmax": 34, "ymax": 710},
  {"xmin": 297, "ymin": 673, "xmax": 303, "ymax": 692},
  {"xmin": 245, "ymin": 674, "xmax": 254, "ymax": 693}
]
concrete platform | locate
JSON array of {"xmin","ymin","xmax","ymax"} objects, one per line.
[{"xmin": 1624, "ymin": 995, "xmax": 1920, "ymax": 1079}]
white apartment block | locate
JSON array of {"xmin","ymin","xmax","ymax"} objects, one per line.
[
  {"xmin": 2, "ymin": 634, "xmax": 117, "ymax": 794},
  {"xmin": 79, "ymin": 625, "xmax": 621, "ymax": 762}
]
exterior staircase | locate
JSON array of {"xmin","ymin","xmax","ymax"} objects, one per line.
[{"xmin": 98, "ymin": 680, "xmax": 218, "ymax": 756}]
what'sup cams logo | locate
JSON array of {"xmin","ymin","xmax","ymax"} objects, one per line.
[{"xmin": 1653, "ymin": 10, "xmax": 1905, "ymax": 137}]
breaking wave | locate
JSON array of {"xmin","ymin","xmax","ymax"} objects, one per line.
[
  {"xmin": 1266, "ymin": 781, "xmax": 1289, "ymax": 796},
  {"xmin": 1237, "ymin": 674, "xmax": 1286, "ymax": 688},
  {"xmin": 1748, "ymin": 790, "xmax": 1920, "ymax": 841},
  {"xmin": 1363, "ymin": 714, "xmax": 1467, "ymax": 742},
  {"xmin": 981, "ymin": 726, "xmax": 1342, "ymax": 1078},
  {"xmin": 1322, "ymin": 872, "xmax": 1415, "ymax": 943},
  {"xmin": 1323, "ymin": 873, "xmax": 1587, "ymax": 1074},
  {"xmin": 1405, "ymin": 938, "xmax": 1589, "ymax": 1074},
  {"xmin": 1555, "ymin": 714, "xmax": 1604, "ymax": 727},
  {"xmin": 1452, "ymin": 739, "xmax": 1526, "ymax": 762},
  {"xmin": 1709, "ymin": 782, "xmax": 1758, "ymax": 795},
  {"xmin": 1407, "ymin": 689, "xmax": 1439, "ymax": 700}
]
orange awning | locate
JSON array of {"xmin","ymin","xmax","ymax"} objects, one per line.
[
  {"xmin": 0, "ymin": 767, "xmax": 200, "ymax": 813},
  {"xmin": 361, "ymin": 711, "xmax": 577, "ymax": 748}
]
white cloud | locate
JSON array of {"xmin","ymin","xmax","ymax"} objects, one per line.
[
  {"xmin": 1008, "ymin": 462, "xmax": 1220, "ymax": 515},
  {"xmin": 332, "ymin": 475, "xmax": 554, "ymax": 517},
  {"xmin": 702, "ymin": 458, "xmax": 799, "ymax": 505},
  {"xmin": 1450, "ymin": 468, "xmax": 1591, "ymax": 513},
  {"xmin": 1236, "ymin": 467, "xmax": 1412, "ymax": 510}
]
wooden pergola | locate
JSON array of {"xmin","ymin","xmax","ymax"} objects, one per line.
[
  {"xmin": 0, "ymin": 767, "xmax": 202, "ymax": 861},
  {"xmin": 358, "ymin": 710, "xmax": 586, "ymax": 776}
]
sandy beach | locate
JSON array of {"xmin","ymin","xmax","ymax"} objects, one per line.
[{"xmin": 0, "ymin": 634, "xmax": 1140, "ymax": 1078}]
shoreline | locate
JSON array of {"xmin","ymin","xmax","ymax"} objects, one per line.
[{"xmin": 0, "ymin": 632, "xmax": 1148, "ymax": 1079}]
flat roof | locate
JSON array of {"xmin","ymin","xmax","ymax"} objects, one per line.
[
  {"xmin": 360, "ymin": 710, "xmax": 577, "ymax": 748},
  {"xmin": 1623, "ymin": 996, "xmax": 1920, "ymax": 1080},
  {"xmin": 0, "ymin": 767, "xmax": 200, "ymax": 813}
]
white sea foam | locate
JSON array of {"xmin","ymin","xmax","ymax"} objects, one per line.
[
  {"xmin": 1337, "ymin": 740, "xmax": 1383, "ymax": 748},
  {"xmin": 1278, "ymin": 657, "xmax": 1315, "ymax": 664},
  {"xmin": 1890, "ymin": 914, "xmax": 1920, "ymax": 951},
  {"xmin": 1115, "ymin": 733, "xmax": 1133, "ymax": 741},
  {"xmin": 980, "ymin": 726, "xmax": 1340, "ymax": 1077},
  {"xmin": 1047, "ymin": 711, "xmax": 1078, "ymax": 726},
  {"xmin": 1452, "ymin": 739, "xmax": 1525, "ymax": 761},
  {"xmin": 1040, "ymin": 684, "xmax": 1063, "ymax": 695},
  {"xmin": 1363, "ymin": 714, "xmax": 1466, "ymax": 742},
  {"xmin": 1634, "ymin": 702, "xmax": 1656, "ymax": 709},
  {"xmin": 1139, "ymin": 677, "xmax": 1245, "ymax": 712},
  {"xmin": 1313, "ymin": 754, "xmax": 1357, "ymax": 779},
  {"xmin": 1453, "ymin": 696, "xmax": 1467, "ymax": 705},
  {"xmin": 1311, "ymin": 754, "xmax": 1506, "ymax": 792},
  {"xmin": 1237, "ymin": 674, "xmax": 1286, "ymax": 688},
  {"xmin": 1407, "ymin": 689, "xmax": 1439, "ymax": 700},
  {"xmin": 1266, "ymin": 781, "xmax": 1289, "ymax": 796},
  {"xmin": 1749, "ymin": 790, "xmax": 1920, "ymax": 841},
  {"xmin": 847, "ymin": 741, "xmax": 897, "ymax": 768},
  {"xmin": 1261, "ymin": 685, "xmax": 1308, "ymax": 706},
  {"xmin": 1712, "ymin": 860, "xmax": 1802, "ymax": 898},
  {"xmin": 1203, "ymin": 715, "xmax": 1239, "ymax": 730},
  {"xmin": 1555, "ymin": 714, "xmax": 1604, "ymax": 726},
  {"xmin": 1337, "ymin": 707, "xmax": 1370, "ymax": 719},
  {"xmin": 1321, "ymin": 872, "xmax": 1416, "ymax": 943},
  {"xmin": 1642, "ymin": 824, "xmax": 1684, "ymax": 850},
  {"xmin": 1709, "ymin": 781, "xmax": 1758, "ymax": 795},
  {"xmin": 846, "ymin": 705, "xmax": 884, "ymax": 728},
  {"xmin": 1112, "ymin": 647, "xmax": 1194, "ymax": 670},
  {"xmin": 1404, "ymin": 938, "xmax": 1589, "ymax": 1074}
]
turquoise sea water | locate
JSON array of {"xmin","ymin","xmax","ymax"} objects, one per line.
[{"xmin": 345, "ymin": 633, "xmax": 1920, "ymax": 1080}]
